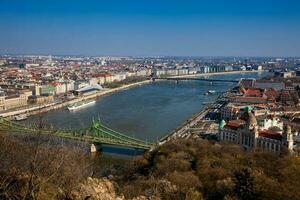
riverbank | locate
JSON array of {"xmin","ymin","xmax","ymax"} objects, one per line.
[{"xmin": 159, "ymin": 91, "xmax": 229, "ymax": 144}]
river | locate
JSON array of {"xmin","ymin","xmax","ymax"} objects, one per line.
[{"xmin": 23, "ymin": 71, "xmax": 269, "ymax": 142}]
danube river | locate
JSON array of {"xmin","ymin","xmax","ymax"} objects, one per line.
[{"xmin": 23, "ymin": 72, "xmax": 269, "ymax": 142}]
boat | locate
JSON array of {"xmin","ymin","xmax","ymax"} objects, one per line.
[
  {"xmin": 67, "ymin": 100, "xmax": 96, "ymax": 111},
  {"xmin": 204, "ymin": 90, "xmax": 217, "ymax": 96},
  {"xmin": 14, "ymin": 114, "xmax": 28, "ymax": 121}
]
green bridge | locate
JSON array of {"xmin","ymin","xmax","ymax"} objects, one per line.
[{"xmin": 0, "ymin": 117, "xmax": 156, "ymax": 151}]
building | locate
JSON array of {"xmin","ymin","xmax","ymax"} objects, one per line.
[
  {"xmin": 285, "ymin": 80, "xmax": 295, "ymax": 91},
  {"xmin": 3, "ymin": 93, "xmax": 30, "ymax": 110},
  {"xmin": 239, "ymin": 78, "xmax": 256, "ymax": 88},
  {"xmin": 221, "ymin": 103, "xmax": 240, "ymax": 120},
  {"xmin": 28, "ymin": 95, "xmax": 54, "ymax": 104},
  {"xmin": 39, "ymin": 85, "xmax": 56, "ymax": 95},
  {"xmin": 65, "ymin": 81, "xmax": 75, "ymax": 92},
  {"xmin": 280, "ymin": 91, "xmax": 293, "ymax": 105},
  {"xmin": 280, "ymin": 72, "xmax": 294, "ymax": 78},
  {"xmin": 74, "ymin": 81, "xmax": 88, "ymax": 90},
  {"xmin": 74, "ymin": 84, "xmax": 103, "ymax": 96},
  {"xmin": 219, "ymin": 107, "xmax": 294, "ymax": 153},
  {"xmin": 52, "ymin": 82, "xmax": 67, "ymax": 95},
  {"xmin": 233, "ymin": 96, "xmax": 268, "ymax": 104},
  {"xmin": 253, "ymin": 65, "xmax": 263, "ymax": 71}
]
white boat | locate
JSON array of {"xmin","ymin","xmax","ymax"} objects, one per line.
[
  {"xmin": 67, "ymin": 100, "xmax": 96, "ymax": 111},
  {"xmin": 14, "ymin": 114, "xmax": 28, "ymax": 121},
  {"xmin": 204, "ymin": 90, "xmax": 217, "ymax": 96}
]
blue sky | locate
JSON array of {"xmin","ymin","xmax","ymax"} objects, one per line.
[{"xmin": 0, "ymin": 0, "xmax": 300, "ymax": 57}]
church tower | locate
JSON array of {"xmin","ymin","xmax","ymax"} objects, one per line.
[
  {"xmin": 242, "ymin": 106, "xmax": 258, "ymax": 148},
  {"xmin": 282, "ymin": 125, "xmax": 294, "ymax": 153}
]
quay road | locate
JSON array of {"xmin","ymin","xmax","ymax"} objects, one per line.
[
  {"xmin": 153, "ymin": 77, "xmax": 239, "ymax": 83},
  {"xmin": 159, "ymin": 92, "xmax": 229, "ymax": 145},
  {"xmin": 159, "ymin": 104, "xmax": 213, "ymax": 144}
]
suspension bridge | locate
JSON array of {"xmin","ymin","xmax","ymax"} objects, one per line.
[{"xmin": 0, "ymin": 117, "xmax": 156, "ymax": 151}]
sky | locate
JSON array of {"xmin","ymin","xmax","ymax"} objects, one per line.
[{"xmin": 0, "ymin": 0, "xmax": 300, "ymax": 57}]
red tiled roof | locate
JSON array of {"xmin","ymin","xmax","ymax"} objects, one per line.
[
  {"xmin": 264, "ymin": 88, "xmax": 279, "ymax": 99},
  {"xmin": 244, "ymin": 88, "xmax": 262, "ymax": 97},
  {"xmin": 259, "ymin": 130, "xmax": 282, "ymax": 140},
  {"xmin": 224, "ymin": 119, "xmax": 246, "ymax": 130},
  {"xmin": 234, "ymin": 96, "xmax": 268, "ymax": 103},
  {"xmin": 92, "ymin": 73, "xmax": 113, "ymax": 78}
]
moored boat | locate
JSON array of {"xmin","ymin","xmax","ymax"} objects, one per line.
[
  {"xmin": 14, "ymin": 114, "xmax": 28, "ymax": 121},
  {"xmin": 67, "ymin": 100, "xmax": 96, "ymax": 111}
]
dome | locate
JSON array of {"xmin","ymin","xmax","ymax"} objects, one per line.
[
  {"xmin": 219, "ymin": 120, "xmax": 226, "ymax": 129},
  {"xmin": 244, "ymin": 106, "xmax": 253, "ymax": 113}
]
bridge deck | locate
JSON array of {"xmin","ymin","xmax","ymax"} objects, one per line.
[
  {"xmin": 0, "ymin": 118, "xmax": 155, "ymax": 150},
  {"xmin": 154, "ymin": 77, "xmax": 239, "ymax": 83}
]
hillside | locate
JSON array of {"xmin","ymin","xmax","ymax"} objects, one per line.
[{"xmin": 1, "ymin": 132, "xmax": 300, "ymax": 200}]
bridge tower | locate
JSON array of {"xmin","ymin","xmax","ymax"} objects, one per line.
[
  {"xmin": 90, "ymin": 143, "xmax": 102, "ymax": 153},
  {"xmin": 150, "ymin": 65, "xmax": 158, "ymax": 82}
]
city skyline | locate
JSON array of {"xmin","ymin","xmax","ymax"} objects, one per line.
[{"xmin": 1, "ymin": 0, "xmax": 300, "ymax": 57}]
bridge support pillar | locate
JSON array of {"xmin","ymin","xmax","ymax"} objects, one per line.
[{"xmin": 90, "ymin": 143, "xmax": 102, "ymax": 153}]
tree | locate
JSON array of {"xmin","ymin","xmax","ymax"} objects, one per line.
[
  {"xmin": 0, "ymin": 133, "xmax": 91, "ymax": 200},
  {"xmin": 234, "ymin": 168, "xmax": 260, "ymax": 200}
]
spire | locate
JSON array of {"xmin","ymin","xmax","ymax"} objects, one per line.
[
  {"xmin": 284, "ymin": 124, "xmax": 292, "ymax": 135},
  {"xmin": 245, "ymin": 105, "xmax": 253, "ymax": 113}
]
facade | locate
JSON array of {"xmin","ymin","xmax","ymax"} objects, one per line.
[
  {"xmin": 221, "ymin": 103, "xmax": 240, "ymax": 120},
  {"xmin": 219, "ymin": 107, "xmax": 294, "ymax": 153},
  {"xmin": 285, "ymin": 81, "xmax": 295, "ymax": 91},
  {"xmin": 28, "ymin": 95, "xmax": 54, "ymax": 104},
  {"xmin": 65, "ymin": 81, "xmax": 75, "ymax": 92},
  {"xmin": 53, "ymin": 82, "xmax": 67, "ymax": 95},
  {"xmin": 0, "ymin": 90, "xmax": 32, "ymax": 111},
  {"xmin": 39, "ymin": 85, "xmax": 56, "ymax": 95},
  {"xmin": 280, "ymin": 72, "xmax": 294, "ymax": 78},
  {"xmin": 3, "ymin": 94, "xmax": 29, "ymax": 110}
]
